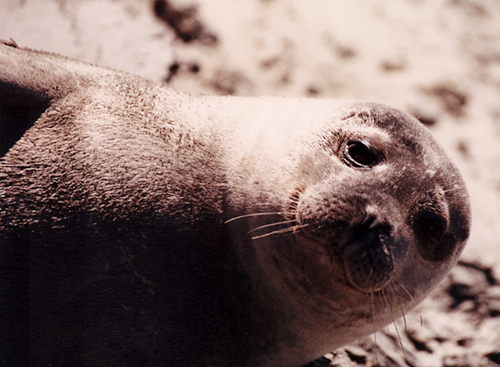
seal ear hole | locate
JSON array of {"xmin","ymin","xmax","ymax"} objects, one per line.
[
  {"xmin": 414, "ymin": 211, "xmax": 447, "ymax": 243},
  {"xmin": 344, "ymin": 141, "xmax": 377, "ymax": 168}
]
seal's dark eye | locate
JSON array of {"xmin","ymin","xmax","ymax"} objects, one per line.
[{"xmin": 345, "ymin": 141, "xmax": 376, "ymax": 167}]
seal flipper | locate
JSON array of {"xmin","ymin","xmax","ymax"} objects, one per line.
[
  {"xmin": 0, "ymin": 96, "xmax": 49, "ymax": 157},
  {"xmin": 0, "ymin": 43, "xmax": 92, "ymax": 365},
  {"xmin": 0, "ymin": 43, "xmax": 104, "ymax": 156},
  {"xmin": 0, "ymin": 44, "xmax": 70, "ymax": 155}
]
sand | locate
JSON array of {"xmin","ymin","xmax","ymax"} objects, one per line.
[{"xmin": 1, "ymin": 0, "xmax": 499, "ymax": 365}]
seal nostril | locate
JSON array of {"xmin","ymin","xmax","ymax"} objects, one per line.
[
  {"xmin": 342, "ymin": 227, "xmax": 394, "ymax": 292},
  {"xmin": 337, "ymin": 215, "xmax": 395, "ymax": 292},
  {"xmin": 361, "ymin": 213, "xmax": 377, "ymax": 230}
]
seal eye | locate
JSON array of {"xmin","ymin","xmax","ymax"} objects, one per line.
[{"xmin": 345, "ymin": 141, "xmax": 377, "ymax": 168}]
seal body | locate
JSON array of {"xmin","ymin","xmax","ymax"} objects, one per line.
[{"xmin": 0, "ymin": 45, "xmax": 470, "ymax": 367}]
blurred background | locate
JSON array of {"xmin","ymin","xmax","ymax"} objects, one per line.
[{"xmin": 1, "ymin": 0, "xmax": 500, "ymax": 365}]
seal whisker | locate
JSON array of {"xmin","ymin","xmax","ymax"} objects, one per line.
[
  {"xmin": 394, "ymin": 280, "xmax": 423, "ymax": 327},
  {"xmin": 380, "ymin": 288, "xmax": 392, "ymax": 315},
  {"xmin": 224, "ymin": 212, "xmax": 285, "ymax": 224},
  {"xmin": 370, "ymin": 291, "xmax": 376, "ymax": 328},
  {"xmin": 384, "ymin": 289, "xmax": 397, "ymax": 326},
  {"xmin": 369, "ymin": 291, "xmax": 381, "ymax": 365},
  {"xmin": 251, "ymin": 224, "xmax": 310, "ymax": 240},
  {"xmin": 254, "ymin": 204, "xmax": 282, "ymax": 208},
  {"xmin": 389, "ymin": 284, "xmax": 408, "ymax": 331},
  {"xmin": 387, "ymin": 286, "xmax": 410, "ymax": 358},
  {"xmin": 442, "ymin": 186, "xmax": 462, "ymax": 194},
  {"xmin": 391, "ymin": 318, "xmax": 409, "ymax": 361},
  {"xmin": 247, "ymin": 220, "xmax": 297, "ymax": 236}
]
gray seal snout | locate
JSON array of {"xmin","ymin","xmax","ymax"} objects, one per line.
[{"xmin": 297, "ymin": 186, "xmax": 402, "ymax": 292}]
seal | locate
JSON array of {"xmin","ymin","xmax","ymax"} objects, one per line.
[{"xmin": 0, "ymin": 44, "xmax": 470, "ymax": 367}]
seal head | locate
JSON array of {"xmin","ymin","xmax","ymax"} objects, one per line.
[
  {"xmin": 226, "ymin": 104, "xmax": 470, "ymax": 366},
  {"xmin": 296, "ymin": 106, "xmax": 468, "ymax": 293}
]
